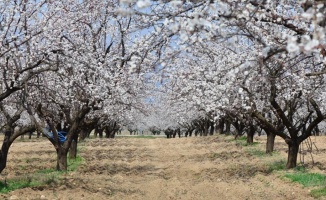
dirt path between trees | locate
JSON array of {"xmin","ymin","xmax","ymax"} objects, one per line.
[{"xmin": 1, "ymin": 135, "xmax": 326, "ymax": 200}]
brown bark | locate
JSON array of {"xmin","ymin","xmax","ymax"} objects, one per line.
[
  {"xmin": 103, "ymin": 122, "xmax": 118, "ymax": 138},
  {"xmin": 225, "ymin": 120, "xmax": 231, "ymax": 134},
  {"xmin": 37, "ymin": 130, "xmax": 41, "ymax": 138},
  {"xmin": 233, "ymin": 121, "xmax": 245, "ymax": 139},
  {"xmin": 184, "ymin": 131, "xmax": 188, "ymax": 137},
  {"xmin": 217, "ymin": 117, "xmax": 225, "ymax": 134},
  {"xmin": 57, "ymin": 148, "xmax": 68, "ymax": 171},
  {"xmin": 0, "ymin": 152, "xmax": 8, "ymax": 174},
  {"xmin": 69, "ymin": 140, "xmax": 77, "ymax": 159},
  {"xmin": 98, "ymin": 129, "xmax": 103, "ymax": 138},
  {"xmin": 246, "ymin": 125, "xmax": 255, "ymax": 145},
  {"xmin": 286, "ymin": 139, "xmax": 299, "ymax": 169},
  {"xmin": 313, "ymin": 124, "xmax": 320, "ymax": 136},
  {"xmin": 189, "ymin": 128, "xmax": 194, "ymax": 137},
  {"xmin": 203, "ymin": 120, "xmax": 209, "ymax": 136},
  {"xmin": 79, "ymin": 129, "xmax": 87, "ymax": 141},
  {"xmin": 195, "ymin": 129, "xmax": 199, "ymax": 136},
  {"xmin": 0, "ymin": 129, "xmax": 12, "ymax": 173},
  {"xmin": 177, "ymin": 128, "xmax": 181, "ymax": 138},
  {"xmin": 266, "ymin": 131, "xmax": 276, "ymax": 154},
  {"xmin": 69, "ymin": 134, "xmax": 79, "ymax": 159},
  {"xmin": 108, "ymin": 130, "xmax": 115, "ymax": 138},
  {"xmin": 209, "ymin": 121, "xmax": 214, "ymax": 136},
  {"xmin": 79, "ymin": 126, "xmax": 93, "ymax": 141}
]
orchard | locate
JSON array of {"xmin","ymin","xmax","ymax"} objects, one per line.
[{"xmin": 0, "ymin": 0, "xmax": 326, "ymax": 198}]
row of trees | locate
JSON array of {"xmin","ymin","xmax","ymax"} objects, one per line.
[
  {"xmin": 0, "ymin": 0, "xmax": 326, "ymax": 175},
  {"xmin": 134, "ymin": 0, "xmax": 326, "ymax": 169},
  {"xmin": 0, "ymin": 0, "xmax": 170, "ymax": 172}
]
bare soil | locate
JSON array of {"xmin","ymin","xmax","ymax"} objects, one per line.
[{"xmin": 1, "ymin": 135, "xmax": 326, "ymax": 200}]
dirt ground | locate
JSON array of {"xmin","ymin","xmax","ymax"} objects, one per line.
[{"xmin": 1, "ymin": 134, "xmax": 326, "ymax": 200}]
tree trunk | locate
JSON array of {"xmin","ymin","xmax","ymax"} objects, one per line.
[
  {"xmin": 266, "ymin": 131, "xmax": 276, "ymax": 154},
  {"xmin": 314, "ymin": 125, "xmax": 320, "ymax": 136},
  {"xmin": 286, "ymin": 140, "xmax": 299, "ymax": 169},
  {"xmin": 79, "ymin": 129, "xmax": 89, "ymax": 141},
  {"xmin": 94, "ymin": 127, "xmax": 103, "ymax": 138},
  {"xmin": 203, "ymin": 121, "xmax": 209, "ymax": 136},
  {"xmin": 195, "ymin": 129, "xmax": 199, "ymax": 136},
  {"xmin": 217, "ymin": 118, "xmax": 225, "ymax": 134},
  {"xmin": 225, "ymin": 120, "xmax": 231, "ymax": 134},
  {"xmin": 69, "ymin": 140, "xmax": 77, "ymax": 159},
  {"xmin": 109, "ymin": 130, "xmax": 115, "ymax": 138},
  {"xmin": 235, "ymin": 126, "xmax": 243, "ymax": 139},
  {"xmin": 246, "ymin": 134, "xmax": 254, "ymax": 144},
  {"xmin": 0, "ymin": 130, "xmax": 11, "ymax": 173},
  {"xmin": 233, "ymin": 121, "xmax": 246, "ymax": 139},
  {"xmin": 37, "ymin": 130, "xmax": 41, "ymax": 138},
  {"xmin": 0, "ymin": 152, "xmax": 8, "ymax": 174},
  {"xmin": 209, "ymin": 122, "xmax": 214, "ymax": 136},
  {"xmin": 189, "ymin": 129, "xmax": 194, "ymax": 137},
  {"xmin": 87, "ymin": 129, "xmax": 92, "ymax": 138},
  {"xmin": 69, "ymin": 134, "xmax": 79, "ymax": 159},
  {"xmin": 57, "ymin": 148, "xmax": 68, "ymax": 171},
  {"xmin": 246, "ymin": 125, "xmax": 255, "ymax": 145},
  {"xmin": 99, "ymin": 129, "xmax": 103, "ymax": 138}
]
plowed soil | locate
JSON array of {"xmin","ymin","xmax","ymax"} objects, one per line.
[{"xmin": 1, "ymin": 135, "xmax": 326, "ymax": 200}]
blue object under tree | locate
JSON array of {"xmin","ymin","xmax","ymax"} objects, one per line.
[{"xmin": 43, "ymin": 127, "xmax": 67, "ymax": 143}]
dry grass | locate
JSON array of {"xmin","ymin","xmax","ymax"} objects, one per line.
[{"xmin": 0, "ymin": 135, "xmax": 326, "ymax": 199}]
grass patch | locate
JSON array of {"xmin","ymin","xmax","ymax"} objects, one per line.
[
  {"xmin": 230, "ymin": 136, "xmax": 259, "ymax": 146},
  {"xmin": 235, "ymin": 139, "xmax": 259, "ymax": 147},
  {"xmin": 285, "ymin": 172, "xmax": 326, "ymax": 187},
  {"xmin": 0, "ymin": 177, "xmax": 40, "ymax": 193},
  {"xmin": 266, "ymin": 160, "xmax": 286, "ymax": 172},
  {"xmin": 68, "ymin": 155, "xmax": 83, "ymax": 171},
  {"xmin": 237, "ymin": 136, "xmax": 247, "ymax": 141},
  {"xmin": 0, "ymin": 155, "xmax": 84, "ymax": 194},
  {"xmin": 242, "ymin": 141, "xmax": 259, "ymax": 146},
  {"xmin": 0, "ymin": 170, "xmax": 62, "ymax": 194},
  {"xmin": 246, "ymin": 148, "xmax": 280, "ymax": 157},
  {"xmin": 117, "ymin": 135, "xmax": 158, "ymax": 139},
  {"xmin": 311, "ymin": 187, "xmax": 326, "ymax": 198},
  {"xmin": 133, "ymin": 135, "xmax": 157, "ymax": 139},
  {"xmin": 283, "ymin": 168, "xmax": 326, "ymax": 198},
  {"xmin": 293, "ymin": 165, "xmax": 307, "ymax": 172},
  {"xmin": 246, "ymin": 149, "xmax": 266, "ymax": 157}
]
